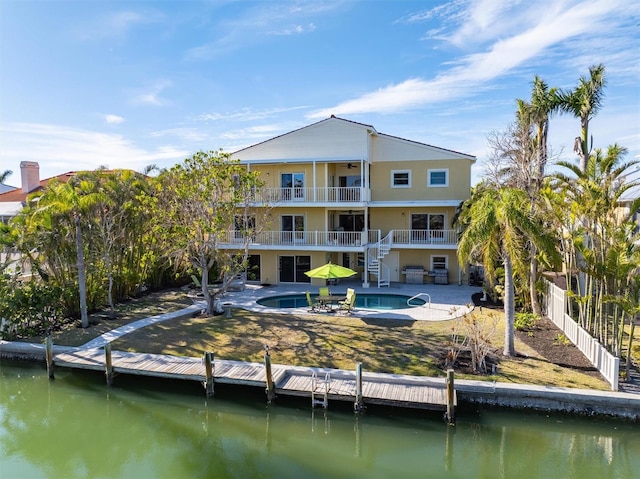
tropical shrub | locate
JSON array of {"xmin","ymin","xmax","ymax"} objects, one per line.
[
  {"xmin": 0, "ymin": 280, "xmax": 67, "ymax": 339},
  {"xmin": 514, "ymin": 312, "xmax": 539, "ymax": 331}
]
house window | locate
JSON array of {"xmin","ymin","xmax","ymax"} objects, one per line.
[
  {"xmin": 391, "ymin": 170, "xmax": 411, "ymax": 188},
  {"xmin": 246, "ymin": 255, "xmax": 261, "ymax": 282},
  {"xmin": 279, "ymin": 255, "xmax": 311, "ymax": 283},
  {"xmin": 431, "ymin": 255, "xmax": 448, "ymax": 270},
  {"xmin": 428, "ymin": 169, "xmax": 448, "ymax": 187},
  {"xmin": 410, "ymin": 213, "xmax": 445, "ymax": 242},
  {"xmin": 281, "ymin": 172, "xmax": 305, "ymax": 200},
  {"xmin": 281, "ymin": 214, "xmax": 305, "ymax": 243},
  {"xmin": 234, "ymin": 215, "xmax": 255, "ymax": 240}
]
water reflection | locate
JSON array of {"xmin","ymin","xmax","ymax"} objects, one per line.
[{"xmin": 1, "ymin": 361, "xmax": 638, "ymax": 479}]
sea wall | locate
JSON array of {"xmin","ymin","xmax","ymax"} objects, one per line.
[
  {"xmin": 2, "ymin": 340, "xmax": 638, "ymax": 420},
  {"xmin": 456, "ymin": 379, "xmax": 640, "ymax": 420}
]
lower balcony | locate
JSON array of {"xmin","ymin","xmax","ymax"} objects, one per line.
[{"xmin": 219, "ymin": 229, "xmax": 458, "ymax": 250}]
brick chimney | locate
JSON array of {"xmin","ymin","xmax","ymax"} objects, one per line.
[{"xmin": 20, "ymin": 161, "xmax": 40, "ymax": 193}]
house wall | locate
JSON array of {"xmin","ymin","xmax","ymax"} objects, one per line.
[
  {"xmin": 370, "ymin": 160, "xmax": 470, "ymax": 202},
  {"xmin": 269, "ymin": 207, "xmax": 326, "ymax": 230},
  {"xmin": 257, "ymin": 250, "xmax": 329, "ymax": 286}
]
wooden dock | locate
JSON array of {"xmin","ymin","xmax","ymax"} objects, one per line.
[{"xmin": 52, "ymin": 348, "xmax": 456, "ymax": 413}]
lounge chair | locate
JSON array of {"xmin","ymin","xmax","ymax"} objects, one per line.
[
  {"xmin": 338, "ymin": 288, "xmax": 356, "ymax": 314},
  {"xmin": 306, "ymin": 291, "xmax": 321, "ymax": 312}
]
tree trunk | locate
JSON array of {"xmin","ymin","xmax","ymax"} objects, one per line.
[
  {"xmin": 106, "ymin": 252, "xmax": 115, "ymax": 318},
  {"xmin": 503, "ymin": 253, "xmax": 516, "ymax": 356},
  {"xmin": 75, "ymin": 215, "xmax": 89, "ymax": 328},
  {"xmin": 625, "ymin": 318, "xmax": 637, "ymax": 380},
  {"xmin": 201, "ymin": 268, "xmax": 215, "ymax": 315},
  {"xmin": 529, "ymin": 248, "xmax": 541, "ymax": 316}
]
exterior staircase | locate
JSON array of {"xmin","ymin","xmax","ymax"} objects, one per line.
[{"xmin": 366, "ymin": 233, "xmax": 392, "ymax": 287}]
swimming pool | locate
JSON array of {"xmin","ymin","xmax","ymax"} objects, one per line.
[{"xmin": 256, "ymin": 293, "xmax": 426, "ymax": 310}]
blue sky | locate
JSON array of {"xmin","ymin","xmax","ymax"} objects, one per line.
[{"xmin": 1, "ymin": 0, "xmax": 638, "ymax": 185}]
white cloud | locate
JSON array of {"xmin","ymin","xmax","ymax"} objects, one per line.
[
  {"xmin": 196, "ymin": 106, "xmax": 309, "ymax": 122},
  {"xmin": 0, "ymin": 122, "xmax": 188, "ymax": 178},
  {"xmin": 150, "ymin": 127, "xmax": 209, "ymax": 142},
  {"xmin": 220, "ymin": 123, "xmax": 294, "ymax": 141},
  {"xmin": 105, "ymin": 114, "xmax": 125, "ymax": 124},
  {"xmin": 185, "ymin": 2, "xmax": 342, "ymax": 60},
  {"xmin": 77, "ymin": 9, "xmax": 165, "ymax": 40},
  {"xmin": 131, "ymin": 80, "xmax": 172, "ymax": 106},
  {"xmin": 267, "ymin": 23, "xmax": 316, "ymax": 36},
  {"xmin": 308, "ymin": 0, "xmax": 631, "ymax": 119}
]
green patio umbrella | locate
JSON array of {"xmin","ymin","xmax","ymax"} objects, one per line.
[{"xmin": 304, "ymin": 262, "xmax": 357, "ymax": 279}]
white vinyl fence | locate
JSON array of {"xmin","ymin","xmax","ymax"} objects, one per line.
[{"xmin": 543, "ymin": 279, "xmax": 620, "ymax": 390}]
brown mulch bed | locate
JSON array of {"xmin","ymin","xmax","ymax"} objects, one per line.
[
  {"xmin": 515, "ymin": 316, "xmax": 600, "ymax": 377},
  {"xmin": 471, "ymin": 292, "xmax": 601, "ymax": 379}
]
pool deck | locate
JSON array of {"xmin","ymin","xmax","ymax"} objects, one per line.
[{"xmin": 222, "ymin": 280, "xmax": 481, "ymax": 322}]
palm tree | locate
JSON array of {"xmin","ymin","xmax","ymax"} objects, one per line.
[
  {"xmin": 553, "ymin": 144, "xmax": 639, "ymax": 345},
  {"xmin": 457, "ymin": 187, "xmax": 559, "ymax": 356},
  {"xmin": 559, "ymin": 64, "xmax": 606, "ymax": 172},
  {"xmin": 27, "ymin": 178, "xmax": 98, "ymax": 327},
  {"xmin": 515, "ymin": 78, "xmax": 561, "ymax": 315},
  {"xmin": 1, "ymin": 170, "xmax": 12, "ymax": 184}
]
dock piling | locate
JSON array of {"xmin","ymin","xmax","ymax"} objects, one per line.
[
  {"xmin": 105, "ymin": 343, "xmax": 114, "ymax": 386},
  {"xmin": 203, "ymin": 352, "xmax": 215, "ymax": 397},
  {"xmin": 45, "ymin": 336, "xmax": 54, "ymax": 379},
  {"xmin": 446, "ymin": 368, "xmax": 455, "ymax": 425},
  {"xmin": 354, "ymin": 362, "xmax": 365, "ymax": 413},
  {"xmin": 264, "ymin": 345, "xmax": 276, "ymax": 403}
]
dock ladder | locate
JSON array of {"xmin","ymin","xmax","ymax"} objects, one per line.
[{"xmin": 311, "ymin": 372, "xmax": 331, "ymax": 408}]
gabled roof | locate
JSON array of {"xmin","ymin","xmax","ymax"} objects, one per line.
[
  {"xmin": 232, "ymin": 116, "xmax": 377, "ymax": 156},
  {"xmin": 233, "ymin": 115, "xmax": 475, "ymax": 161},
  {"xmin": 375, "ymin": 130, "xmax": 476, "ymax": 161}
]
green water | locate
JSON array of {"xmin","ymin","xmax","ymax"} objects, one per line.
[{"xmin": 1, "ymin": 361, "xmax": 638, "ymax": 479}]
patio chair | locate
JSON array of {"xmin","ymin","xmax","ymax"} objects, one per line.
[
  {"xmin": 338, "ymin": 288, "xmax": 356, "ymax": 314},
  {"xmin": 317, "ymin": 286, "xmax": 331, "ymax": 311},
  {"xmin": 306, "ymin": 291, "xmax": 321, "ymax": 312}
]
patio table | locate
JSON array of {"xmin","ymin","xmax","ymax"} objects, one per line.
[{"xmin": 316, "ymin": 295, "xmax": 347, "ymax": 311}]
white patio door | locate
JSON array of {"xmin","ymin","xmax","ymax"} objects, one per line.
[{"xmin": 383, "ymin": 251, "xmax": 400, "ymax": 282}]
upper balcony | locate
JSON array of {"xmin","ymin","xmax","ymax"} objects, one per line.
[{"xmin": 251, "ymin": 186, "xmax": 368, "ymax": 206}]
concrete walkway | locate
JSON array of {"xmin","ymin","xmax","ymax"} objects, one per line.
[{"xmin": 79, "ymin": 302, "xmax": 203, "ymax": 349}]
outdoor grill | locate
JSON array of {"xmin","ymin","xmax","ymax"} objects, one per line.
[{"xmin": 402, "ymin": 265, "xmax": 425, "ymax": 284}]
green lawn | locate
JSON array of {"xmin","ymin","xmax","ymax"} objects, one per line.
[{"xmin": 36, "ymin": 288, "xmax": 609, "ymax": 391}]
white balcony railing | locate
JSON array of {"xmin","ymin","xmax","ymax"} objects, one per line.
[
  {"xmin": 221, "ymin": 230, "xmax": 366, "ymax": 247},
  {"xmin": 220, "ymin": 229, "xmax": 457, "ymax": 248},
  {"xmin": 253, "ymin": 187, "xmax": 364, "ymax": 203},
  {"xmin": 391, "ymin": 229, "xmax": 458, "ymax": 245}
]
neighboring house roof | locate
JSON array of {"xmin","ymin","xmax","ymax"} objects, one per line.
[
  {"xmin": 0, "ymin": 171, "xmax": 77, "ymax": 203},
  {"xmin": 0, "ymin": 184, "xmax": 17, "ymax": 194},
  {"xmin": 619, "ymin": 184, "xmax": 640, "ymax": 203},
  {"xmin": 619, "ymin": 169, "xmax": 640, "ymax": 203},
  {"xmin": 0, "ymin": 201, "xmax": 23, "ymax": 217}
]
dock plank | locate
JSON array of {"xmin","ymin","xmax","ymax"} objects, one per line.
[{"xmin": 53, "ymin": 349, "xmax": 453, "ymax": 411}]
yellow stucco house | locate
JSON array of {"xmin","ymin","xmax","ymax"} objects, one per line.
[{"xmin": 228, "ymin": 116, "xmax": 475, "ymax": 288}]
